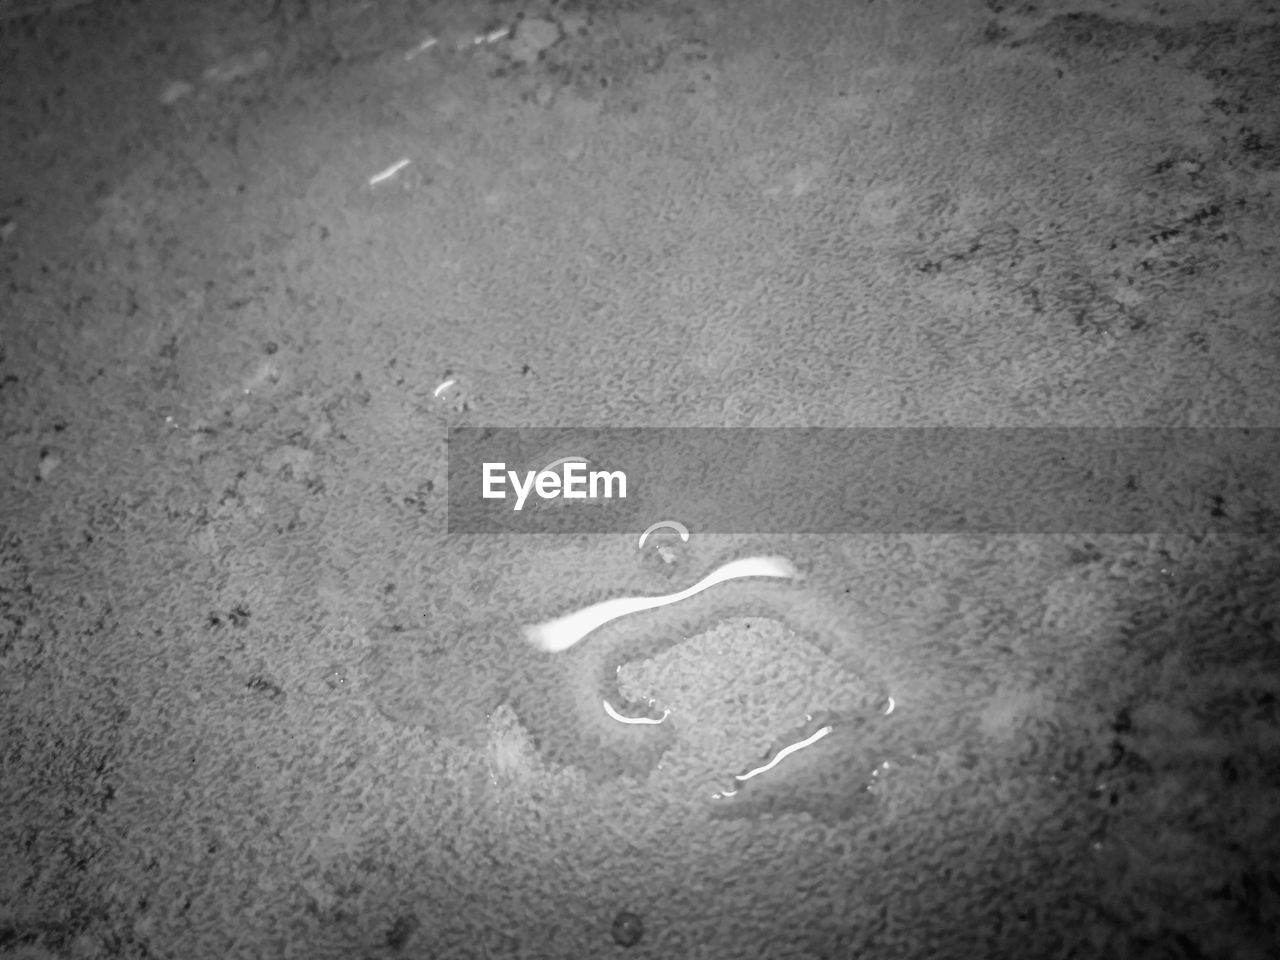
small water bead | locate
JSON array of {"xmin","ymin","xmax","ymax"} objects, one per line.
[{"xmin": 610, "ymin": 910, "xmax": 643, "ymax": 947}]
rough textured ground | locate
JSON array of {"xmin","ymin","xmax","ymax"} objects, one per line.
[{"xmin": 2, "ymin": 0, "xmax": 1279, "ymax": 958}]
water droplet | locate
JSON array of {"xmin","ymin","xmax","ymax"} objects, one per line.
[{"xmin": 611, "ymin": 910, "xmax": 643, "ymax": 947}]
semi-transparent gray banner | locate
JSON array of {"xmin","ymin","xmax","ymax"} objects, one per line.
[{"xmin": 445, "ymin": 428, "xmax": 1279, "ymax": 534}]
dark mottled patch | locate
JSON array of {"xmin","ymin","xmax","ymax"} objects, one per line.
[
  {"xmin": 385, "ymin": 914, "xmax": 420, "ymax": 951},
  {"xmin": 246, "ymin": 675, "xmax": 285, "ymax": 700}
]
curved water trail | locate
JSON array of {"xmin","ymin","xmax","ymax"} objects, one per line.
[
  {"xmin": 703, "ymin": 704, "xmax": 935, "ymax": 823},
  {"xmin": 524, "ymin": 555, "xmax": 801, "ymax": 653}
]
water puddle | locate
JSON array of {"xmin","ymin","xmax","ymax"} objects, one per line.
[
  {"xmin": 356, "ymin": 545, "xmax": 922, "ymax": 821},
  {"xmin": 524, "ymin": 570, "xmax": 896, "ymax": 788}
]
